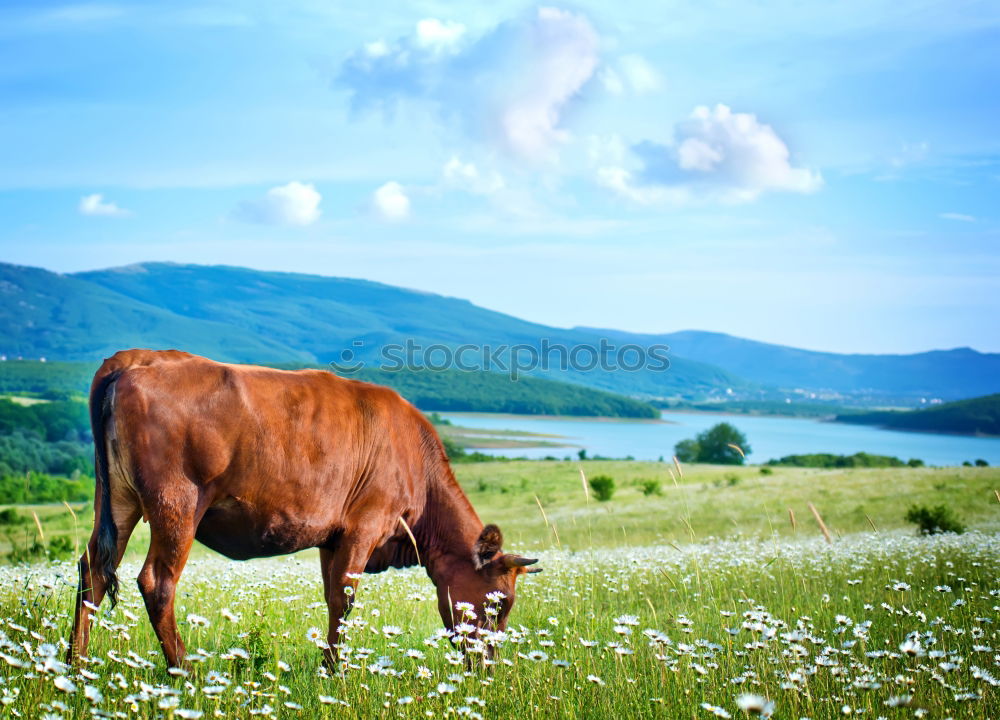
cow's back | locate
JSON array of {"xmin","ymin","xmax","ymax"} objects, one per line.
[{"xmin": 100, "ymin": 350, "xmax": 432, "ymax": 559}]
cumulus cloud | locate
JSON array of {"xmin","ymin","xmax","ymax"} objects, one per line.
[
  {"xmin": 414, "ymin": 18, "xmax": 466, "ymax": 52},
  {"xmin": 599, "ymin": 104, "xmax": 821, "ymax": 204},
  {"xmin": 339, "ymin": 8, "xmax": 599, "ymax": 159},
  {"xmin": 442, "ymin": 156, "xmax": 505, "ymax": 195},
  {"xmin": 371, "ymin": 181, "xmax": 410, "ymax": 221},
  {"xmin": 236, "ymin": 181, "xmax": 321, "ymax": 226},
  {"xmin": 602, "ymin": 54, "xmax": 662, "ymax": 95},
  {"xmin": 78, "ymin": 193, "xmax": 130, "ymax": 217}
]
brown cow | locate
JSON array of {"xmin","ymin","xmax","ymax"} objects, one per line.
[{"xmin": 68, "ymin": 349, "xmax": 538, "ymax": 668}]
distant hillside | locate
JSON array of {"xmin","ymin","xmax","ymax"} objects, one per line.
[
  {"xmin": 339, "ymin": 367, "xmax": 659, "ymax": 418},
  {"xmin": 836, "ymin": 394, "xmax": 1000, "ymax": 436},
  {"xmin": 0, "ymin": 359, "xmax": 658, "ymax": 419},
  {"xmin": 1, "ymin": 261, "xmax": 996, "ymax": 403},
  {"xmin": 579, "ymin": 327, "xmax": 1000, "ymax": 402},
  {"xmin": 0, "ymin": 262, "xmax": 747, "ymax": 400}
]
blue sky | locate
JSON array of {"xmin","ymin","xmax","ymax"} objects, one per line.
[{"xmin": 0, "ymin": 1, "xmax": 997, "ymax": 353}]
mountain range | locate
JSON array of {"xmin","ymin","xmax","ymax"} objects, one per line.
[{"xmin": 1, "ymin": 261, "xmax": 997, "ymax": 405}]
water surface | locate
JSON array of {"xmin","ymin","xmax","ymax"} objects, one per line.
[{"xmin": 439, "ymin": 411, "xmax": 1000, "ymax": 466}]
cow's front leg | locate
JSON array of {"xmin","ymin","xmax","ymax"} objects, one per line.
[{"xmin": 319, "ymin": 531, "xmax": 380, "ymax": 669}]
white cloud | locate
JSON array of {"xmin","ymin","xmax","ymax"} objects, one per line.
[
  {"xmin": 340, "ymin": 8, "xmax": 600, "ymax": 160},
  {"xmin": 237, "ymin": 181, "xmax": 321, "ymax": 226},
  {"xmin": 414, "ymin": 18, "xmax": 466, "ymax": 52},
  {"xmin": 78, "ymin": 193, "xmax": 130, "ymax": 217},
  {"xmin": 600, "ymin": 104, "xmax": 821, "ymax": 204},
  {"xmin": 939, "ymin": 212, "xmax": 975, "ymax": 222},
  {"xmin": 372, "ymin": 181, "xmax": 410, "ymax": 221},
  {"xmin": 497, "ymin": 8, "xmax": 599, "ymax": 157},
  {"xmin": 363, "ymin": 39, "xmax": 390, "ymax": 58},
  {"xmin": 599, "ymin": 68, "xmax": 625, "ymax": 95},
  {"xmin": 596, "ymin": 167, "xmax": 691, "ymax": 205},
  {"xmin": 617, "ymin": 54, "xmax": 662, "ymax": 94},
  {"xmin": 442, "ymin": 157, "xmax": 505, "ymax": 195}
]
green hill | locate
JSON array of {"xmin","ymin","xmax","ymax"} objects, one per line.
[
  {"xmin": 579, "ymin": 327, "xmax": 1000, "ymax": 402},
  {"xmin": 1, "ymin": 261, "xmax": 997, "ymax": 403},
  {"xmin": 0, "ymin": 262, "xmax": 748, "ymax": 400},
  {"xmin": 836, "ymin": 393, "xmax": 1000, "ymax": 436}
]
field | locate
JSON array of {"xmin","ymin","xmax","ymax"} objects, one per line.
[{"xmin": 1, "ymin": 461, "xmax": 998, "ymax": 718}]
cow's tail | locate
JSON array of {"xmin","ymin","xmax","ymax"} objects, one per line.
[{"xmin": 90, "ymin": 369, "xmax": 123, "ymax": 607}]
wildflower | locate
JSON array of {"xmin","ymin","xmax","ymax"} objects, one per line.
[
  {"xmin": 186, "ymin": 613, "xmax": 210, "ymax": 628},
  {"xmin": 53, "ymin": 676, "xmax": 77, "ymax": 694},
  {"xmin": 176, "ymin": 711, "xmax": 203, "ymax": 719},
  {"xmin": 899, "ymin": 639, "xmax": 923, "ymax": 657},
  {"xmin": 445, "ymin": 651, "xmax": 464, "ymax": 665},
  {"xmin": 437, "ymin": 682, "xmax": 457, "ymax": 694},
  {"xmin": 587, "ymin": 674, "xmax": 605, "ymax": 686},
  {"xmin": 702, "ymin": 703, "xmax": 732, "ymax": 719},
  {"xmin": 526, "ymin": 650, "xmax": 548, "ymax": 662},
  {"xmin": 736, "ymin": 694, "xmax": 774, "ymax": 718}
]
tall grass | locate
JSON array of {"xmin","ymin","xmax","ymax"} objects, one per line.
[{"xmin": 0, "ymin": 462, "xmax": 996, "ymax": 718}]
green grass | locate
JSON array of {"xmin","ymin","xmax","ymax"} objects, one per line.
[
  {"xmin": 4, "ymin": 463, "xmax": 998, "ymax": 558},
  {"xmin": 0, "ymin": 462, "xmax": 997, "ymax": 718}
]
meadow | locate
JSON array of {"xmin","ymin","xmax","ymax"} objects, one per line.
[{"xmin": 1, "ymin": 461, "xmax": 998, "ymax": 718}]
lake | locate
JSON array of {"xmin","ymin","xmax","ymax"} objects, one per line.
[{"xmin": 438, "ymin": 411, "xmax": 1000, "ymax": 466}]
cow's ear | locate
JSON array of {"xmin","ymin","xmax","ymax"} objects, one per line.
[{"xmin": 472, "ymin": 524, "xmax": 503, "ymax": 570}]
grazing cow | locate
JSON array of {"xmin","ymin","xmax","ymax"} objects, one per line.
[{"xmin": 68, "ymin": 349, "xmax": 539, "ymax": 667}]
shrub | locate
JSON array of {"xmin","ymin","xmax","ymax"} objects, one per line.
[
  {"xmin": 907, "ymin": 458, "xmax": 925, "ymax": 467},
  {"xmin": 588, "ymin": 475, "xmax": 615, "ymax": 502},
  {"xmin": 673, "ymin": 439, "xmax": 700, "ymax": 463},
  {"xmin": 904, "ymin": 504, "xmax": 966, "ymax": 535},
  {"xmin": 439, "ymin": 435, "xmax": 466, "ymax": 460},
  {"xmin": 0, "ymin": 508, "xmax": 25, "ymax": 525},
  {"xmin": 639, "ymin": 478, "xmax": 661, "ymax": 496},
  {"xmin": 759, "ymin": 466, "xmax": 773, "ymax": 475},
  {"xmin": 974, "ymin": 459, "xmax": 989, "ymax": 467},
  {"xmin": 673, "ymin": 423, "xmax": 750, "ymax": 465},
  {"xmin": 47, "ymin": 535, "xmax": 74, "ymax": 559}
]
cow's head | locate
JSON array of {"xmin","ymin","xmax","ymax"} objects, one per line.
[{"xmin": 435, "ymin": 524, "xmax": 539, "ymax": 643}]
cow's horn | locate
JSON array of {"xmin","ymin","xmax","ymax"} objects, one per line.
[{"xmin": 503, "ymin": 555, "xmax": 539, "ymax": 568}]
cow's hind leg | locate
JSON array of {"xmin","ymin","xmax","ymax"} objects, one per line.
[
  {"xmin": 319, "ymin": 528, "xmax": 382, "ymax": 668},
  {"xmin": 137, "ymin": 483, "xmax": 200, "ymax": 669},
  {"xmin": 69, "ymin": 488, "xmax": 141, "ymax": 663}
]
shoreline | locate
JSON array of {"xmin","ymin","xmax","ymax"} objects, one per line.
[{"xmin": 438, "ymin": 411, "xmax": 671, "ymax": 424}]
